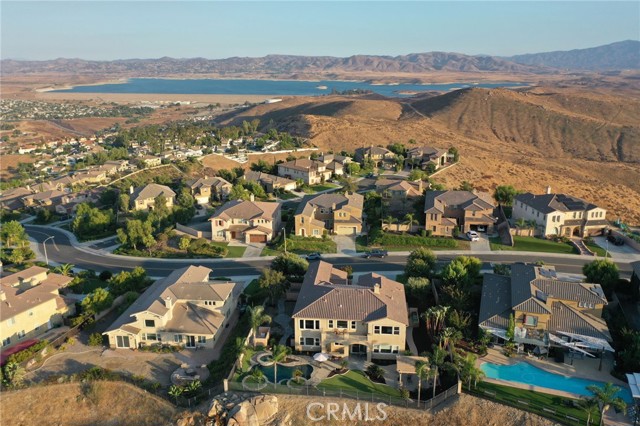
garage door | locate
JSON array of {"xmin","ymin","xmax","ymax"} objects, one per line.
[
  {"xmin": 249, "ymin": 234, "xmax": 267, "ymax": 243},
  {"xmin": 336, "ymin": 227, "xmax": 357, "ymax": 235}
]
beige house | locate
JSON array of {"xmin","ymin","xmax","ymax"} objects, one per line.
[
  {"xmin": 354, "ymin": 146, "xmax": 396, "ymax": 169},
  {"xmin": 209, "ymin": 199, "xmax": 282, "ymax": 243},
  {"xmin": 187, "ymin": 176, "xmax": 233, "ymax": 204},
  {"xmin": 376, "ymin": 178, "xmax": 424, "ymax": 216},
  {"xmin": 292, "ymin": 261, "xmax": 409, "ymax": 361},
  {"xmin": 104, "ymin": 266, "xmax": 242, "ymax": 350},
  {"xmin": 424, "ymin": 190, "xmax": 496, "ymax": 236},
  {"xmin": 318, "ymin": 153, "xmax": 352, "ymax": 177},
  {"xmin": 479, "ymin": 264, "xmax": 612, "ymax": 353},
  {"xmin": 277, "ymin": 159, "xmax": 332, "ymax": 185},
  {"xmin": 1, "ymin": 267, "xmax": 75, "ymax": 349},
  {"xmin": 405, "ymin": 146, "xmax": 449, "ymax": 170},
  {"xmin": 295, "ymin": 193, "xmax": 364, "ymax": 237},
  {"xmin": 141, "ymin": 156, "xmax": 162, "ymax": 167},
  {"xmin": 130, "ymin": 184, "xmax": 176, "ymax": 211},
  {"xmin": 513, "ymin": 191, "xmax": 608, "ymax": 238},
  {"xmin": 21, "ymin": 190, "xmax": 67, "ymax": 209},
  {"xmin": 244, "ymin": 171, "xmax": 297, "ymax": 193}
]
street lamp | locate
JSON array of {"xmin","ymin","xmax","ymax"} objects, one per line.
[{"xmin": 43, "ymin": 236, "xmax": 55, "ymax": 266}]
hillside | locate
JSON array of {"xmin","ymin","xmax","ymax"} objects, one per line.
[
  {"xmin": 508, "ymin": 40, "xmax": 640, "ymax": 71},
  {"xmin": 219, "ymin": 88, "xmax": 640, "ymax": 223}
]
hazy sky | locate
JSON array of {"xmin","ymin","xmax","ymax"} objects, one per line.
[{"xmin": 2, "ymin": 1, "xmax": 638, "ymax": 60}]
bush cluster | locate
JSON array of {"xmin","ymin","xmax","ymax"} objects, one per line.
[
  {"xmin": 371, "ymin": 231, "xmax": 457, "ymax": 248},
  {"xmin": 6, "ymin": 341, "xmax": 48, "ymax": 364},
  {"xmin": 187, "ymin": 238, "xmax": 227, "ymax": 257}
]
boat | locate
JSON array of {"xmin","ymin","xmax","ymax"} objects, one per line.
[{"xmin": 316, "ymin": 85, "xmax": 328, "ymax": 90}]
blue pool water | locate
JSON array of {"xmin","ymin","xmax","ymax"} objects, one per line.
[
  {"xmin": 254, "ymin": 363, "xmax": 313, "ymax": 383},
  {"xmin": 481, "ymin": 362, "xmax": 633, "ymax": 403},
  {"xmin": 52, "ymin": 78, "xmax": 529, "ymax": 98}
]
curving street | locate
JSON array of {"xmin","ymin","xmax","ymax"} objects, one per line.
[{"xmin": 25, "ymin": 224, "xmax": 638, "ymax": 278}]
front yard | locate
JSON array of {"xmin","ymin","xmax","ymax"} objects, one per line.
[
  {"xmin": 301, "ymin": 183, "xmax": 341, "ymax": 194},
  {"xmin": 261, "ymin": 235, "xmax": 337, "ymax": 256},
  {"xmin": 357, "ymin": 232, "xmax": 469, "ymax": 252},
  {"xmin": 116, "ymin": 237, "xmax": 246, "ymax": 258},
  {"xmin": 490, "ymin": 236, "xmax": 578, "ymax": 254}
]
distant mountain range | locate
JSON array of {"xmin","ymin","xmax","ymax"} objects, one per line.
[{"xmin": 1, "ymin": 40, "xmax": 638, "ymax": 75}]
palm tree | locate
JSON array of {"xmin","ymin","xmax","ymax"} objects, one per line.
[
  {"xmin": 248, "ymin": 305, "xmax": 272, "ymax": 347},
  {"xmin": 271, "ymin": 344, "xmax": 291, "ymax": 388},
  {"xmin": 515, "ymin": 217, "xmax": 526, "ymax": 229},
  {"xmin": 251, "ymin": 368, "xmax": 266, "ymax": 385},
  {"xmin": 168, "ymin": 384, "xmax": 184, "ymax": 403},
  {"xmin": 429, "ymin": 345, "xmax": 447, "ymax": 398},
  {"xmin": 423, "ymin": 306, "xmax": 449, "ymax": 343},
  {"xmin": 586, "ymin": 382, "xmax": 627, "ymax": 426},
  {"xmin": 403, "ymin": 213, "xmax": 418, "ymax": 233},
  {"xmin": 53, "ymin": 263, "xmax": 74, "ymax": 276},
  {"xmin": 415, "ymin": 360, "xmax": 430, "ymax": 408},
  {"xmin": 457, "ymin": 353, "xmax": 485, "ymax": 390},
  {"xmin": 366, "ymin": 363, "xmax": 385, "ymax": 381},
  {"xmin": 384, "ymin": 215, "xmax": 398, "ymax": 232},
  {"xmin": 578, "ymin": 397, "xmax": 600, "ymax": 426}
]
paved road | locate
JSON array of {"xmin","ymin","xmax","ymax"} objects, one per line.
[{"xmin": 26, "ymin": 225, "xmax": 637, "ymax": 279}]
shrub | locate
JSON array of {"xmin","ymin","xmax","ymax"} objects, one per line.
[
  {"xmin": 188, "ymin": 238, "xmax": 227, "ymax": 257},
  {"xmin": 6, "ymin": 341, "xmax": 48, "ymax": 364},
  {"xmin": 88, "ymin": 333, "xmax": 104, "ymax": 347},
  {"xmin": 99, "ymin": 270, "xmax": 113, "ymax": 281},
  {"xmin": 373, "ymin": 233, "xmax": 457, "ymax": 249}
]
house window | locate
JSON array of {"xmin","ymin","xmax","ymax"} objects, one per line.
[
  {"xmin": 198, "ymin": 336, "xmax": 206, "ymax": 344},
  {"xmin": 145, "ymin": 333, "xmax": 159, "ymax": 341},
  {"xmin": 374, "ymin": 326, "xmax": 399, "ymax": 335},
  {"xmin": 373, "ymin": 345, "xmax": 399, "ymax": 354},
  {"xmin": 432, "ymin": 226, "xmax": 436, "ymax": 232},
  {"xmin": 9, "ymin": 318, "xmax": 15, "ymax": 325},
  {"xmin": 350, "ymin": 321, "xmax": 356, "ymax": 330},
  {"xmin": 300, "ymin": 337, "xmax": 319, "ymax": 346},
  {"xmin": 174, "ymin": 334, "xmax": 183, "ymax": 343},
  {"xmin": 217, "ymin": 231, "xmax": 225, "ymax": 237},
  {"xmin": 2, "ymin": 337, "xmax": 11, "ymax": 347},
  {"xmin": 337, "ymin": 320, "xmax": 348, "ymax": 329},
  {"xmin": 524, "ymin": 315, "xmax": 538, "ymax": 327},
  {"xmin": 205, "ymin": 301, "xmax": 216, "ymax": 306},
  {"xmin": 145, "ymin": 319, "xmax": 155, "ymax": 328},
  {"xmin": 17, "ymin": 330, "xmax": 25, "ymax": 338},
  {"xmin": 300, "ymin": 320, "xmax": 320, "ymax": 330},
  {"xmin": 328, "ymin": 320, "xmax": 334, "ymax": 328},
  {"xmin": 313, "ymin": 229, "xmax": 320, "ymax": 236}
]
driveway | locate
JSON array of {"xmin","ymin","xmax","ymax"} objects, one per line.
[
  {"xmin": 592, "ymin": 236, "xmax": 640, "ymax": 261},
  {"xmin": 333, "ymin": 235, "xmax": 356, "ymax": 255},
  {"xmin": 242, "ymin": 243, "xmax": 265, "ymax": 258},
  {"xmin": 469, "ymin": 232, "xmax": 491, "ymax": 252}
]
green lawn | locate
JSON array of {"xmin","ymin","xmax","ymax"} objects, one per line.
[
  {"xmin": 210, "ymin": 242, "xmax": 246, "ymax": 258},
  {"xmin": 261, "ymin": 236, "xmax": 337, "ymax": 255},
  {"xmin": 585, "ymin": 242, "xmax": 610, "ymax": 257},
  {"xmin": 490, "ymin": 236, "xmax": 578, "ymax": 254},
  {"xmin": 304, "ymin": 183, "xmax": 340, "ymax": 193},
  {"xmin": 470, "ymin": 381, "xmax": 600, "ymax": 426},
  {"xmin": 357, "ymin": 234, "xmax": 470, "ymax": 252},
  {"xmin": 274, "ymin": 191, "xmax": 298, "ymax": 200},
  {"xmin": 317, "ymin": 370, "xmax": 402, "ymax": 398},
  {"xmin": 243, "ymin": 279, "xmax": 268, "ymax": 304}
]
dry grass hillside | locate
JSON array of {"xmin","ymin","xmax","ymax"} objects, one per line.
[
  {"xmin": 0, "ymin": 381, "xmax": 177, "ymax": 426},
  {"xmin": 221, "ymin": 87, "xmax": 640, "ymax": 224}
]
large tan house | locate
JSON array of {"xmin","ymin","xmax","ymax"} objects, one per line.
[
  {"xmin": 479, "ymin": 264, "xmax": 612, "ymax": 353},
  {"xmin": 513, "ymin": 191, "xmax": 608, "ymax": 238},
  {"xmin": 277, "ymin": 159, "xmax": 332, "ymax": 185},
  {"xmin": 209, "ymin": 199, "xmax": 282, "ymax": 243},
  {"xmin": 405, "ymin": 146, "xmax": 449, "ymax": 170},
  {"xmin": 292, "ymin": 261, "xmax": 409, "ymax": 361},
  {"xmin": 104, "ymin": 266, "xmax": 241, "ymax": 350},
  {"xmin": 130, "ymin": 184, "xmax": 176, "ymax": 211},
  {"xmin": 376, "ymin": 178, "xmax": 424, "ymax": 216},
  {"xmin": 186, "ymin": 176, "xmax": 233, "ymax": 204},
  {"xmin": 1, "ymin": 267, "xmax": 75, "ymax": 349},
  {"xmin": 244, "ymin": 171, "xmax": 297, "ymax": 193},
  {"xmin": 424, "ymin": 190, "xmax": 496, "ymax": 236},
  {"xmin": 295, "ymin": 193, "xmax": 364, "ymax": 237},
  {"xmin": 354, "ymin": 146, "xmax": 396, "ymax": 169}
]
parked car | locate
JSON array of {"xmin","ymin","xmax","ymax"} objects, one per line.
[
  {"xmin": 477, "ymin": 226, "xmax": 486, "ymax": 232},
  {"xmin": 306, "ymin": 252, "xmax": 322, "ymax": 261},
  {"xmin": 607, "ymin": 234, "xmax": 624, "ymax": 246},
  {"xmin": 363, "ymin": 249, "xmax": 388, "ymax": 258},
  {"xmin": 467, "ymin": 231, "xmax": 480, "ymax": 241},
  {"xmin": 195, "ymin": 204, "xmax": 204, "ymax": 210}
]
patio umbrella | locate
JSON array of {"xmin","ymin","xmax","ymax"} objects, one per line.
[{"xmin": 313, "ymin": 353, "xmax": 329, "ymax": 362}]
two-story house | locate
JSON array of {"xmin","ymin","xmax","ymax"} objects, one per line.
[
  {"xmin": 104, "ymin": 266, "xmax": 242, "ymax": 350},
  {"xmin": 375, "ymin": 178, "xmax": 424, "ymax": 215},
  {"xmin": 292, "ymin": 261, "xmax": 409, "ymax": 361},
  {"xmin": 318, "ymin": 153, "xmax": 352, "ymax": 177},
  {"xmin": 129, "ymin": 184, "xmax": 176, "ymax": 211},
  {"xmin": 405, "ymin": 146, "xmax": 449, "ymax": 170},
  {"xmin": 354, "ymin": 146, "xmax": 396, "ymax": 169},
  {"xmin": 140, "ymin": 155, "xmax": 162, "ymax": 168},
  {"xmin": 479, "ymin": 263, "xmax": 612, "ymax": 354},
  {"xmin": 424, "ymin": 190, "xmax": 496, "ymax": 236},
  {"xmin": 186, "ymin": 176, "xmax": 233, "ymax": 204},
  {"xmin": 512, "ymin": 190, "xmax": 608, "ymax": 238},
  {"xmin": 21, "ymin": 190, "xmax": 67, "ymax": 210},
  {"xmin": 209, "ymin": 199, "xmax": 282, "ymax": 243},
  {"xmin": 243, "ymin": 171, "xmax": 297, "ymax": 193},
  {"xmin": 295, "ymin": 193, "xmax": 364, "ymax": 237},
  {"xmin": 1, "ymin": 267, "xmax": 75, "ymax": 349},
  {"xmin": 277, "ymin": 159, "xmax": 332, "ymax": 185}
]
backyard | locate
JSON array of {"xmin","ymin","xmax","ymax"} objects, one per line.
[
  {"xmin": 490, "ymin": 236, "xmax": 578, "ymax": 254},
  {"xmin": 316, "ymin": 370, "xmax": 403, "ymax": 398}
]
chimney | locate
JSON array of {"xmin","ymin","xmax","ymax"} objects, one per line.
[
  {"xmin": 129, "ymin": 185, "xmax": 134, "ymax": 195},
  {"xmin": 0, "ymin": 291, "xmax": 5, "ymax": 302},
  {"xmin": 164, "ymin": 296, "xmax": 173, "ymax": 310},
  {"xmin": 417, "ymin": 179, "xmax": 423, "ymax": 193},
  {"xmin": 373, "ymin": 283, "xmax": 380, "ymax": 294},
  {"xmin": 249, "ymin": 193, "xmax": 255, "ymax": 202},
  {"xmin": 546, "ymin": 186, "xmax": 551, "ymax": 195}
]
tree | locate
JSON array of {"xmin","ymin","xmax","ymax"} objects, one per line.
[
  {"xmin": 339, "ymin": 176, "xmax": 358, "ymax": 193},
  {"xmin": 578, "ymin": 397, "xmax": 600, "ymax": 426},
  {"xmin": 583, "ymin": 259, "xmax": 619, "ymax": 294},
  {"xmin": 271, "ymin": 253, "xmax": 308, "ymax": 277},
  {"xmin": 53, "ymin": 263, "xmax": 74, "ymax": 276},
  {"xmin": 405, "ymin": 277, "xmax": 431, "ymax": 311},
  {"xmin": 506, "ymin": 313, "xmax": 515, "ymax": 340},
  {"xmin": 118, "ymin": 193, "xmax": 130, "ymax": 213},
  {"xmin": 493, "ymin": 185, "xmax": 519, "ymax": 206},
  {"xmin": 168, "ymin": 385, "xmax": 184, "ymax": 403},
  {"xmin": 415, "ymin": 360, "xmax": 430, "ymax": 408},
  {"xmin": 423, "ymin": 306, "xmax": 449, "ymax": 343},
  {"xmin": 72, "ymin": 203, "xmax": 115, "ymax": 238},
  {"xmin": 2, "ymin": 361, "xmax": 25, "ymax": 388},
  {"xmin": 346, "ymin": 162, "xmax": 360, "ymax": 176},
  {"xmin": 586, "ymin": 382, "xmax": 627, "ymax": 426},
  {"xmin": 429, "ymin": 345, "xmax": 447, "ymax": 398},
  {"xmin": 81, "ymin": 288, "xmax": 114, "ymax": 315},
  {"xmin": 403, "ymin": 213, "xmax": 418, "ymax": 233},
  {"xmin": 178, "ymin": 236, "xmax": 191, "ymax": 251},
  {"xmin": 228, "ymin": 184, "xmax": 250, "ymax": 201},
  {"xmin": 0, "ymin": 220, "xmax": 27, "ymax": 247},
  {"xmin": 405, "ymin": 247, "xmax": 436, "ymax": 278},
  {"xmin": 458, "ymin": 353, "xmax": 485, "ymax": 390},
  {"xmin": 448, "ymin": 147, "xmax": 459, "ymax": 162},
  {"xmin": 258, "ymin": 269, "xmax": 287, "ymax": 304},
  {"xmin": 459, "ymin": 181, "xmax": 474, "ymax": 191},
  {"xmin": 384, "ymin": 215, "xmax": 398, "ymax": 232},
  {"xmin": 387, "ymin": 142, "xmax": 406, "ymax": 156},
  {"xmin": 366, "ymin": 364, "xmax": 385, "ymax": 381},
  {"xmin": 117, "ymin": 219, "xmax": 155, "ymax": 250},
  {"xmin": 176, "ymin": 188, "xmax": 195, "ymax": 209},
  {"xmin": 248, "ymin": 305, "xmax": 272, "ymax": 347},
  {"xmin": 271, "ymin": 344, "xmax": 291, "ymax": 388}
]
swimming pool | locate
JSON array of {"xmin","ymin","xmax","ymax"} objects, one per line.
[
  {"xmin": 481, "ymin": 362, "xmax": 633, "ymax": 403},
  {"xmin": 253, "ymin": 364, "xmax": 313, "ymax": 384}
]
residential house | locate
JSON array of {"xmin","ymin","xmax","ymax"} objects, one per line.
[
  {"xmin": 424, "ymin": 190, "xmax": 496, "ymax": 236},
  {"xmin": 318, "ymin": 153, "xmax": 352, "ymax": 177},
  {"xmin": 375, "ymin": 178, "xmax": 424, "ymax": 216},
  {"xmin": 98, "ymin": 160, "xmax": 130, "ymax": 176},
  {"xmin": 292, "ymin": 261, "xmax": 409, "ymax": 361},
  {"xmin": 129, "ymin": 184, "xmax": 176, "ymax": 211},
  {"xmin": 186, "ymin": 176, "xmax": 233, "ymax": 204},
  {"xmin": 277, "ymin": 159, "xmax": 332, "ymax": 185},
  {"xmin": 0, "ymin": 187, "xmax": 32, "ymax": 210},
  {"xmin": 295, "ymin": 193, "xmax": 364, "ymax": 237},
  {"xmin": 140, "ymin": 155, "xmax": 162, "ymax": 168},
  {"xmin": 405, "ymin": 146, "xmax": 449, "ymax": 170},
  {"xmin": 21, "ymin": 190, "xmax": 67, "ymax": 209},
  {"xmin": 104, "ymin": 266, "xmax": 242, "ymax": 350},
  {"xmin": 512, "ymin": 190, "xmax": 608, "ymax": 238},
  {"xmin": 209, "ymin": 199, "xmax": 282, "ymax": 244},
  {"xmin": 354, "ymin": 146, "xmax": 396, "ymax": 169},
  {"xmin": 0, "ymin": 266, "xmax": 75, "ymax": 349},
  {"xmin": 244, "ymin": 171, "xmax": 297, "ymax": 193},
  {"xmin": 479, "ymin": 263, "xmax": 613, "ymax": 354}
]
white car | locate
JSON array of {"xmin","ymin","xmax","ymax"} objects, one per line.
[{"xmin": 467, "ymin": 231, "xmax": 480, "ymax": 241}]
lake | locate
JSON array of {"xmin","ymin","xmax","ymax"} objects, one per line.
[{"xmin": 52, "ymin": 78, "xmax": 529, "ymax": 98}]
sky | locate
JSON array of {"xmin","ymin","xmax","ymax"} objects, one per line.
[{"xmin": 1, "ymin": 1, "xmax": 638, "ymax": 60}]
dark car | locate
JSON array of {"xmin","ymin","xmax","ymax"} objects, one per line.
[
  {"xmin": 363, "ymin": 249, "xmax": 388, "ymax": 258},
  {"xmin": 607, "ymin": 234, "xmax": 624, "ymax": 246},
  {"xmin": 306, "ymin": 252, "xmax": 322, "ymax": 261}
]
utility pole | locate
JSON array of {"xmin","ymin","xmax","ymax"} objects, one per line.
[{"xmin": 43, "ymin": 236, "xmax": 55, "ymax": 266}]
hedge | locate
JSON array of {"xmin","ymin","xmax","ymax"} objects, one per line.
[{"xmin": 6, "ymin": 340, "xmax": 48, "ymax": 365}]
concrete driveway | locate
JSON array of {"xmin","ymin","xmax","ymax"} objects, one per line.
[
  {"xmin": 592, "ymin": 236, "xmax": 640, "ymax": 261},
  {"xmin": 333, "ymin": 235, "xmax": 357, "ymax": 255},
  {"xmin": 469, "ymin": 232, "xmax": 491, "ymax": 252}
]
